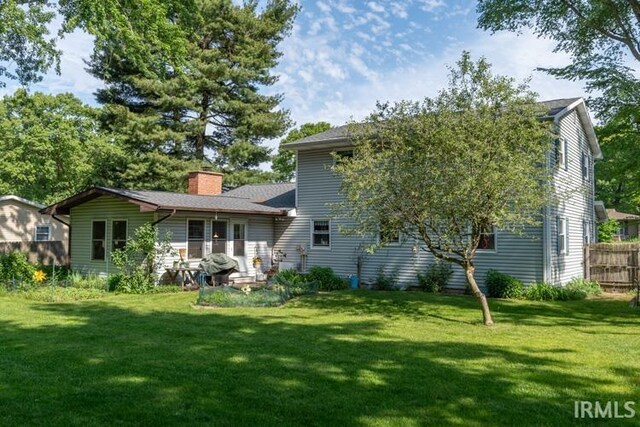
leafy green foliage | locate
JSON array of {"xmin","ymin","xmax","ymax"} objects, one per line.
[
  {"xmin": 272, "ymin": 122, "xmax": 332, "ymax": 181},
  {"xmin": 0, "ymin": 252, "xmax": 36, "ymax": 288},
  {"xmin": 111, "ymin": 223, "xmax": 174, "ymax": 293},
  {"xmin": 0, "ymin": 0, "xmax": 58, "ymax": 87},
  {"xmin": 417, "ymin": 261, "xmax": 453, "ymax": 293},
  {"xmin": 334, "ymin": 52, "xmax": 552, "ymax": 324},
  {"xmin": 597, "ymin": 218, "xmax": 621, "ymax": 243},
  {"xmin": 485, "ymin": 270, "xmax": 524, "ymax": 299},
  {"xmin": 523, "ymin": 279, "xmax": 601, "ymax": 301},
  {"xmin": 374, "ymin": 268, "xmax": 397, "ymax": 291},
  {"xmin": 306, "ymin": 266, "xmax": 347, "ymax": 291},
  {"xmin": 199, "ymin": 287, "xmax": 285, "ymax": 307},
  {"xmin": 0, "ymin": 90, "xmax": 110, "ymax": 204},
  {"xmin": 595, "ymin": 109, "xmax": 640, "ymax": 211},
  {"xmin": 478, "ymin": 0, "xmax": 640, "ymax": 119},
  {"xmin": 17, "ymin": 287, "xmax": 106, "ymax": 302}
]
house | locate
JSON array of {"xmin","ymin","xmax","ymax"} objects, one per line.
[
  {"xmin": 0, "ymin": 195, "xmax": 69, "ymax": 265},
  {"xmin": 41, "ymin": 97, "xmax": 601, "ymax": 289},
  {"xmin": 40, "ymin": 172, "xmax": 296, "ymax": 280},
  {"xmin": 605, "ymin": 208, "xmax": 640, "ymax": 241}
]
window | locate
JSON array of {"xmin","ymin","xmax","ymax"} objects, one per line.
[
  {"xmin": 558, "ymin": 218, "xmax": 568, "ymax": 255},
  {"xmin": 477, "ymin": 226, "xmax": 496, "ymax": 251},
  {"xmin": 212, "ymin": 220, "xmax": 228, "ymax": 254},
  {"xmin": 378, "ymin": 220, "xmax": 400, "ymax": 244},
  {"xmin": 187, "ymin": 220, "xmax": 205, "ymax": 259},
  {"xmin": 112, "ymin": 220, "xmax": 127, "ymax": 251},
  {"xmin": 311, "ymin": 220, "xmax": 330, "ymax": 248},
  {"xmin": 333, "ymin": 149, "xmax": 354, "ymax": 166},
  {"xmin": 35, "ymin": 225, "xmax": 50, "ymax": 242},
  {"xmin": 583, "ymin": 219, "xmax": 591, "ymax": 245},
  {"xmin": 91, "ymin": 221, "xmax": 106, "ymax": 261},
  {"xmin": 555, "ymin": 138, "xmax": 567, "ymax": 170},
  {"xmin": 233, "ymin": 223, "xmax": 246, "ymax": 257},
  {"xmin": 582, "ymin": 152, "xmax": 590, "ymax": 181}
]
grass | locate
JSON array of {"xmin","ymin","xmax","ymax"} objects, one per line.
[{"xmin": 0, "ymin": 291, "xmax": 638, "ymax": 426}]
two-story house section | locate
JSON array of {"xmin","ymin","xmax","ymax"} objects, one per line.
[{"xmin": 274, "ymin": 98, "xmax": 602, "ymax": 290}]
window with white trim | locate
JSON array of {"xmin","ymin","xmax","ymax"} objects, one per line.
[
  {"xmin": 378, "ymin": 219, "xmax": 400, "ymax": 244},
  {"xmin": 477, "ymin": 226, "xmax": 496, "ymax": 251},
  {"xmin": 558, "ymin": 217, "xmax": 568, "ymax": 255},
  {"xmin": 311, "ymin": 220, "xmax": 330, "ymax": 248},
  {"xmin": 583, "ymin": 219, "xmax": 591, "ymax": 245},
  {"xmin": 187, "ymin": 220, "xmax": 205, "ymax": 259},
  {"xmin": 581, "ymin": 152, "xmax": 590, "ymax": 181},
  {"xmin": 35, "ymin": 225, "xmax": 50, "ymax": 242},
  {"xmin": 555, "ymin": 137, "xmax": 568, "ymax": 170},
  {"xmin": 91, "ymin": 221, "xmax": 106, "ymax": 261},
  {"xmin": 233, "ymin": 223, "xmax": 246, "ymax": 257},
  {"xmin": 112, "ymin": 220, "xmax": 127, "ymax": 251}
]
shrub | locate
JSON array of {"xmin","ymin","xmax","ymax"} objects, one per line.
[
  {"xmin": 107, "ymin": 274, "xmax": 123, "ymax": 292},
  {"xmin": 37, "ymin": 264, "xmax": 71, "ymax": 283},
  {"xmin": 598, "ymin": 218, "xmax": 620, "ymax": 243},
  {"xmin": 375, "ymin": 268, "xmax": 397, "ymax": 290},
  {"xmin": 270, "ymin": 269, "xmax": 317, "ymax": 296},
  {"xmin": 485, "ymin": 270, "xmax": 523, "ymax": 299},
  {"xmin": 0, "ymin": 252, "xmax": 36, "ymax": 288},
  {"xmin": 114, "ymin": 270, "xmax": 155, "ymax": 294},
  {"xmin": 66, "ymin": 272, "xmax": 107, "ymax": 290},
  {"xmin": 524, "ymin": 283, "xmax": 561, "ymax": 301},
  {"xmin": 565, "ymin": 278, "xmax": 602, "ymax": 298},
  {"xmin": 417, "ymin": 261, "xmax": 453, "ymax": 293},
  {"xmin": 306, "ymin": 266, "xmax": 347, "ymax": 291}
]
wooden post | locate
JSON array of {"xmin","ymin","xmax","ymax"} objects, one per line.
[{"xmin": 584, "ymin": 244, "xmax": 590, "ymax": 280}]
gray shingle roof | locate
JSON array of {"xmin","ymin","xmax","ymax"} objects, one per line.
[
  {"xmin": 288, "ymin": 98, "xmax": 584, "ymax": 147},
  {"xmin": 42, "ymin": 184, "xmax": 296, "ymax": 216},
  {"xmin": 222, "ymin": 183, "xmax": 295, "ymax": 208}
]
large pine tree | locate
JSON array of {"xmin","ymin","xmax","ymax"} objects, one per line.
[{"xmin": 89, "ymin": 0, "xmax": 297, "ymax": 185}]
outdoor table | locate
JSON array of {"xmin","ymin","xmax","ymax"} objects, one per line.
[{"xmin": 165, "ymin": 267, "xmax": 202, "ymax": 290}]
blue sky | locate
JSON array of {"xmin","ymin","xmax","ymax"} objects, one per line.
[{"xmin": 2, "ymin": 0, "xmax": 588, "ymax": 149}]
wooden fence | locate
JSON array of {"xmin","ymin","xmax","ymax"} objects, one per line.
[
  {"xmin": 0, "ymin": 241, "xmax": 69, "ymax": 266},
  {"xmin": 585, "ymin": 243, "xmax": 640, "ymax": 291}
]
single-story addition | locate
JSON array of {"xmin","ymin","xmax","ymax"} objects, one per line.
[
  {"xmin": 605, "ymin": 208, "xmax": 640, "ymax": 241},
  {"xmin": 41, "ymin": 172, "xmax": 296, "ymax": 281},
  {"xmin": 42, "ymin": 97, "xmax": 602, "ymax": 290},
  {"xmin": 0, "ymin": 195, "xmax": 69, "ymax": 265}
]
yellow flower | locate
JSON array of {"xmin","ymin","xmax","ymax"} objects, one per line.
[{"xmin": 33, "ymin": 270, "xmax": 47, "ymax": 283}]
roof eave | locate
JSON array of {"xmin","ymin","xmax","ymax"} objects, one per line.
[
  {"xmin": 552, "ymin": 98, "xmax": 603, "ymax": 160},
  {"xmin": 156, "ymin": 206, "xmax": 290, "ymax": 216},
  {"xmin": 284, "ymin": 137, "xmax": 353, "ymax": 151},
  {"xmin": 40, "ymin": 187, "xmax": 160, "ymax": 215}
]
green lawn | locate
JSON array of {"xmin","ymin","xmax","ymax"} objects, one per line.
[{"xmin": 1, "ymin": 291, "xmax": 638, "ymax": 426}]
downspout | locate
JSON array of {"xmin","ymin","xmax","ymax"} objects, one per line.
[
  {"xmin": 52, "ymin": 214, "xmax": 71, "ymax": 266},
  {"xmin": 152, "ymin": 209, "xmax": 177, "ymax": 226}
]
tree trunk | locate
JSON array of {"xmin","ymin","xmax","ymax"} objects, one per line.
[{"xmin": 464, "ymin": 264, "xmax": 494, "ymax": 326}]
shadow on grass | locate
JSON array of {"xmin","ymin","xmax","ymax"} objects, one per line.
[{"xmin": 1, "ymin": 294, "xmax": 638, "ymax": 426}]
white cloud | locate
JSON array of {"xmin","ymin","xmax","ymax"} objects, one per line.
[
  {"xmin": 390, "ymin": 3, "xmax": 409, "ymax": 19},
  {"xmin": 367, "ymin": 2, "xmax": 385, "ymax": 13},
  {"xmin": 332, "ymin": 0, "xmax": 356, "ymax": 14},
  {"xmin": 317, "ymin": 1, "xmax": 331, "ymax": 13},
  {"xmin": 419, "ymin": 0, "xmax": 445, "ymax": 12}
]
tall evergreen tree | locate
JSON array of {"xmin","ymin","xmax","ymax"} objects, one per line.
[
  {"xmin": 89, "ymin": 0, "xmax": 298, "ymax": 185},
  {"xmin": 272, "ymin": 122, "xmax": 332, "ymax": 182}
]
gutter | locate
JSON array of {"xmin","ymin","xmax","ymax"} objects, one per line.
[{"xmin": 52, "ymin": 214, "xmax": 69, "ymax": 227}]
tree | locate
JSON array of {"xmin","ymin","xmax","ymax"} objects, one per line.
[
  {"xmin": 595, "ymin": 108, "xmax": 640, "ymax": 211},
  {"xmin": 598, "ymin": 218, "xmax": 621, "ymax": 242},
  {"xmin": 0, "ymin": 89, "xmax": 108, "ymax": 204},
  {"xmin": 272, "ymin": 122, "xmax": 332, "ymax": 181},
  {"xmin": 0, "ymin": 0, "xmax": 59, "ymax": 87},
  {"xmin": 0, "ymin": 0, "xmax": 193, "ymax": 87},
  {"xmin": 89, "ymin": 0, "xmax": 298, "ymax": 178},
  {"xmin": 333, "ymin": 53, "xmax": 553, "ymax": 325},
  {"xmin": 477, "ymin": 0, "xmax": 640, "ymax": 118}
]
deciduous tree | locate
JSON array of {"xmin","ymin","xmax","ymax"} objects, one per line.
[
  {"xmin": 272, "ymin": 122, "xmax": 332, "ymax": 181},
  {"xmin": 334, "ymin": 53, "xmax": 553, "ymax": 325}
]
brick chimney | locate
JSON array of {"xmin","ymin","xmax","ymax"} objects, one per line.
[{"xmin": 188, "ymin": 171, "xmax": 223, "ymax": 196}]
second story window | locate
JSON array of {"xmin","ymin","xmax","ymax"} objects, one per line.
[
  {"xmin": 555, "ymin": 137, "xmax": 567, "ymax": 170},
  {"xmin": 558, "ymin": 217, "xmax": 568, "ymax": 255},
  {"xmin": 582, "ymin": 152, "xmax": 590, "ymax": 181}
]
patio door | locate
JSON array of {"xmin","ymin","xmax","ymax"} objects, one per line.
[
  {"xmin": 211, "ymin": 220, "xmax": 228, "ymax": 254},
  {"xmin": 231, "ymin": 220, "xmax": 247, "ymax": 271}
]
